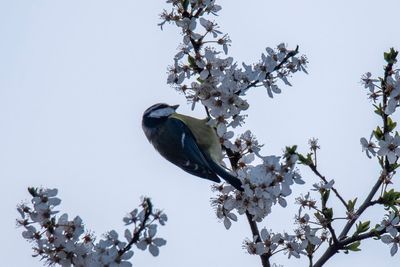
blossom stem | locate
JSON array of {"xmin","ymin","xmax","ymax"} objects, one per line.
[
  {"xmin": 270, "ymin": 247, "xmax": 287, "ymax": 256},
  {"xmin": 308, "ymin": 254, "xmax": 313, "ymax": 267},
  {"xmin": 308, "ymin": 163, "xmax": 349, "ymax": 210},
  {"xmin": 326, "ymin": 223, "xmax": 338, "ymax": 245},
  {"xmin": 117, "ymin": 198, "xmax": 153, "ymax": 260},
  {"xmin": 235, "ymin": 46, "xmax": 299, "ymax": 95}
]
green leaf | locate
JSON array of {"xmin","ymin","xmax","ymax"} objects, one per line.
[
  {"xmin": 373, "ymin": 126, "xmax": 384, "ymax": 140},
  {"xmin": 390, "ymin": 162, "xmax": 400, "ymax": 171},
  {"xmin": 196, "ymin": 77, "xmax": 204, "ymax": 83},
  {"xmin": 297, "ymin": 152, "xmax": 313, "ymax": 165},
  {"xmin": 322, "ymin": 190, "xmax": 330, "ymax": 207},
  {"xmin": 355, "ymin": 221, "xmax": 370, "ymax": 235},
  {"xmin": 347, "ymin": 198, "xmax": 357, "ymax": 212},
  {"xmin": 314, "ymin": 212, "xmax": 325, "ymax": 224},
  {"xmin": 284, "ymin": 146, "xmax": 298, "ymax": 161},
  {"xmin": 322, "ymin": 207, "xmax": 333, "ymax": 221},
  {"xmin": 381, "ymin": 189, "xmax": 400, "ymax": 208},
  {"xmin": 384, "ymin": 52, "xmax": 390, "ymax": 63},
  {"xmin": 285, "ymin": 145, "xmax": 298, "ymax": 155},
  {"xmin": 187, "ymin": 55, "xmax": 196, "ymax": 68},
  {"xmin": 28, "ymin": 187, "xmax": 38, "ymax": 197},
  {"xmin": 373, "ymin": 104, "xmax": 384, "ymax": 117},
  {"xmin": 181, "ymin": 0, "xmax": 189, "ymax": 11},
  {"xmin": 344, "ymin": 241, "xmax": 361, "ymax": 252},
  {"xmin": 387, "ymin": 117, "xmax": 397, "ymax": 132},
  {"xmin": 384, "ymin": 48, "xmax": 398, "ymax": 64}
]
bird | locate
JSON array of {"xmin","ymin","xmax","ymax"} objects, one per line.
[{"xmin": 142, "ymin": 103, "xmax": 243, "ymax": 191}]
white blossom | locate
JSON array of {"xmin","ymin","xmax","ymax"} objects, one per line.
[
  {"xmin": 377, "ymin": 133, "xmax": 400, "ymax": 164},
  {"xmin": 381, "ymin": 231, "xmax": 400, "ymax": 256},
  {"xmin": 18, "ymin": 188, "xmax": 167, "ymax": 266},
  {"xmin": 360, "ymin": 136, "xmax": 377, "ymax": 158},
  {"xmin": 312, "ymin": 179, "xmax": 335, "ymax": 191},
  {"xmin": 385, "ymin": 70, "xmax": 400, "ymax": 114},
  {"xmin": 376, "ymin": 212, "xmax": 400, "ymax": 237},
  {"xmin": 361, "ymin": 72, "xmax": 379, "ymax": 92},
  {"xmin": 136, "ymin": 225, "xmax": 167, "ymax": 256}
]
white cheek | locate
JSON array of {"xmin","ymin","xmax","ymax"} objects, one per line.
[{"xmin": 149, "ymin": 107, "xmax": 175, "ymax": 118}]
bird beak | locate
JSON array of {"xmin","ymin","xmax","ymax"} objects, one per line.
[{"xmin": 171, "ymin": 104, "xmax": 179, "ymax": 110}]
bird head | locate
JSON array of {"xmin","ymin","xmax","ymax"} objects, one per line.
[
  {"xmin": 143, "ymin": 103, "xmax": 179, "ymax": 120},
  {"xmin": 142, "ymin": 103, "xmax": 179, "ymax": 129}
]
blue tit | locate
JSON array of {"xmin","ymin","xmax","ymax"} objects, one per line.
[{"xmin": 142, "ymin": 103, "xmax": 243, "ymax": 191}]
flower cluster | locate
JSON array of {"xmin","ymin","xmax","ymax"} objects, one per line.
[
  {"xmin": 360, "ymin": 63, "xmax": 400, "ymax": 165},
  {"xmin": 361, "ymin": 133, "xmax": 400, "ymax": 164},
  {"xmin": 355, "ymin": 49, "xmax": 400, "ymax": 258},
  {"xmin": 378, "ymin": 212, "xmax": 400, "ymax": 256},
  {"xmin": 212, "ymin": 150, "xmax": 304, "ymax": 226},
  {"xmin": 362, "ymin": 69, "xmax": 400, "ymax": 115},
  {"xmin": 239, "ymin": 178, "xmax": 339, "ymax": 260},
  {"xmin": 17, "ymin": 188, "xmax": 167, "ymax": 267},
  {"xmin": 161, "ymin": 0, "xmax": 307, "ymax": 141},
  {"xmin": 162, "ymin": 0, "xmax": 307, "ymax": 231},
  {"xmin": 243, "ymin": 226, "xmax": 326, "ymax": 259},
  {"xmin": 162, "ymin": 3, "xmax": 400, "ymax": 262},
  {"xmin": 277, "ymin": 48, "xmax": 400, "ymax": 262}
]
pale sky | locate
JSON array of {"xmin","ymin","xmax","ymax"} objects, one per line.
[{"xmin": 1, "ymin": 1, "xmax": 400, "ymax": 266}]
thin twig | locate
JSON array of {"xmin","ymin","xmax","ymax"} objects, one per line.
[
  {"xmin": 308, "ymin": 254, "xmax": 313, "ymax": 267},
  {"xmin": 342, "ymin": 225, "xmax": 400, "ymax": 246},
  {"xmin": 326, "ymin": 223, "xmax": 339, "ymax": 245},
  {"xmin": 308, "ymin": 163, "xmax": 349, "ymax": 210},
  {"xmin": 313, "ymin": 225, "xmax": 400, "ymax": 267},
  {"xmin": 117, "ymin": 199, "xmax": 152, "ymax": 260},
  {"xmin": 235, "ymin": 46, "xmax": 299, "ymax": 95},
  {"xmin": 338, "ymin": 174, "xmax": 383, "ymax": 241}
]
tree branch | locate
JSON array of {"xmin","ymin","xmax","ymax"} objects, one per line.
[
  {"xmin": 313, "ymin": 58, "xmax": 396, "ymax": 267},
  {"xmin": 225, "ymin": 147, "xmax": 270, "ymax": 267},
  {"xmin": 245, "ymin": 211, "xmax": 271, "ymax": 267},
  {"xmin": 338, "ymin": 177, "xmax": 383, "ymax": 240}
]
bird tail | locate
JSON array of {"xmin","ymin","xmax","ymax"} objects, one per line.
[{"xmin": 207, "ymin": 159, "xmax": 243, "ymax": 191}]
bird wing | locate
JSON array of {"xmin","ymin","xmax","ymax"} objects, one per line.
[
  {"xmin": 170, "ymin": 113, "xmax": 223, "ymax": 163},
  {"xmin": 154, "ymin": 118, "xmax": 221, "ymax": 183},
  {"xmin": 170, "ymin": 114, "xmax": 242, "ymax": 191}
]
